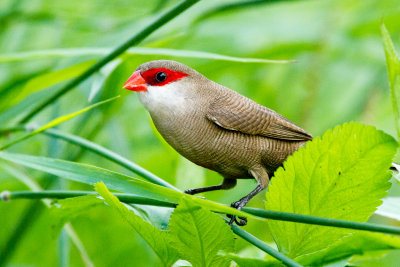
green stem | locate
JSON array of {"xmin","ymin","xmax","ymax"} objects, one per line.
[
  {"xmin": 230, "ymin": 224, "xmax": 302, "ymax": 267},
  {"xmin": 3, "ymin": 191, "xmax": 175, "ymax": 208},
  {"xmin": 243, "ymin": 207, "xmax": 400, "ymax": 235},
  {"xmin": 18, "ymin": 0, "xmax": 199, "ymax": 123},
  {"xmin": 4, "ymin": 190, "xmax": 400, "ymax": 236}
]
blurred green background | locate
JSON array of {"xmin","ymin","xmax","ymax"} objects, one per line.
[{"xmin": 1, "ymin": 0, "xmax": 400, "ymax": 266}]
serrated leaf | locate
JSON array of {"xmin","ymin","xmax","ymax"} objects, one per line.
[
  {"xmin": 49, "ymin": 195, "xmax": 104, "ymax": 238},
  {"xmin": 0, "ymin": 96, "xmax": 119, "ymax": 150},
  {"xmin": 381, "ymin": 23, "xmax": 400, "ymax": 141},
  {"xmin": 0, "ymin": 151, "xmax": 253, "ymax": 219},
  {"xmin": 297, "ymin": 232, "xmax": 400, "ymax": 266},
  {"xmin": 169, "ymin": 197, "xmax": 235, "ymax": 267},
  {"xmin": 266, "ymin": 122, "xmax": 397, "ymax": 259},
  {"xmin": 95, "ymin": 182, "xmax": 179, "ymax": 267}
]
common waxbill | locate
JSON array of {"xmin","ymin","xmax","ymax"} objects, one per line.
[{"xmin": 123, "ymin": 60, "xmax": 312, "ymax": 225}]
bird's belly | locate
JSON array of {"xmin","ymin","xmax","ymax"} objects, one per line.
[{"xmin": 152, "ymin": 116, "xmax": 302, "ymax": 178}]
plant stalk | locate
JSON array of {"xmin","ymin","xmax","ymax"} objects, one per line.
[
  {"xmin": 230, "ymin": 224, "xmax": 302, "ymax": 267},
  {"xmin": 4, "ymin": 190, "xmax": 400, "ymax": 236}
]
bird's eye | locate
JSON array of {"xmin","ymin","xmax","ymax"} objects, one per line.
[{"xmin": 155, "ymin": 71, "xmax": 167, "ymax": 83}]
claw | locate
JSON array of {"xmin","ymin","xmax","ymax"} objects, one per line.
[
  {"xmin": 235, "ymin": 216, "xmax": 247, "ymax": 226},
  {"xmin": 227, "ymin": 200, "xmax": 248, "ymax": 226}
]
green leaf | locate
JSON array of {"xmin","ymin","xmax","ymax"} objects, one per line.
[
  {"xmin": 0, "ymin": 96, "xmax": 119, "ymax": 150},
  {"xmin": 0, "ymin": 87, "xmax": 56, "ymax": 126},
  {"xmin": 1, "ymin": 60, "xmax": 96, "ymax": 114},
  {"xmin": 296, "ymin": 232, "xmax": 400, "ymax": 266},
  {"xmin": 0, "ymin": 151, "xmax": 182, "ymax": 202},
  {"xmin": 381, "ymin": 23, "xmax": 400, "ymax": 142},
  {"xmin": 22, "ymin": 60, "xmax": 97, "ymax": 95},
  {"xmin": 228, "ymin": 254, "xmax": 284, "ymax": 267},
  {"xmin": 50, "ymin": 195, "xmax": 104, "ymax": 238},
  {"xmin": 42, "ymin": 127, "xmax": 180, "ymax": 190},
  {"xmin": 0, "ymin": 151, "xmax": 253, "ymax": 218},
  {"xmin": 194, "ymin": 0, "xmax": 275, "ymax": 24},
  {"xmin": 95, "ymin": 182, "xmax": 179, "ymax": 267},
  {"xmin": 127, "ymin": 204, "xmax": 173, "ymax": 231},
  {"xmin": 266, "ymin": 122, "xmax": 397, "ymax": 259},
  {"xmin": 376, "ymin": 197, "xmax": 400, "ymax": 221},
  {"xmin": 0, "ymin": 47, "xmax": 294, "ymax": 64},
  {"xmin": 168, "ymin": 197, "xmax": 235, "ymax": 267},
  {"xmin": 349, "ymin": 249, "xmax": 400, "ymax": 267}
]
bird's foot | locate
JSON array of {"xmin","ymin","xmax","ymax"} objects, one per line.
[{"xmin": 227, "ymin": 200, "xmax": 248, "ymax": 226}]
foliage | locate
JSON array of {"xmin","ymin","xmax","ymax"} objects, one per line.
[
  {"xmin": 95, "ymin": 182, "xmax": 179, "ymax": 267},
  {"xmin": 1, "ymin": 0, "xmax": 400, "ymax": 266},
  {"xmin": 169, "ymin": 197, "xmax": 235, "ymax": 267},
  {"xmin": 382, "ymin": 24, "xmax": 400, "ymax": 141},
  {"xmin": 266, "ymin": 122, "xmax": 397, "ymax": 260},
  {"xmin": 0, "ymin": 96, "xmax": 119, "ymax": 149}
]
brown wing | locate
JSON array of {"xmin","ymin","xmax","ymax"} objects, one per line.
[{"xmin": 206, "ymin": 93, "xmax": 312, "ymax": 141}]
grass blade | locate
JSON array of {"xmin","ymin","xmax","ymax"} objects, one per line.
[
  {"xmin": 0, "ymin": 96, "xmax": 119, "ymax": 150},
  {"xmin": 194, "ymin": 0, "xmax": 288, "ymax": 24},
  {"xmin": 43, "ymin": 128, "xmax": 181, "ymax": 191},
  {"xmin": 381, "ymin": 23, "xmax": 400, "ymax": 141},
  {"xmin": 0, "ymin": 126, "xmax": 180, "ymax": 191},
  {"xmin": 0, "ymin": 151, "xmax": 252, "ymax": 218},
  {"xmin": 0, "ymin": 47, "xmax": 295, "ymax": 64},
  {"xmin": 17, "ymin": 0, "xmax": 200, "ymax": 124}
]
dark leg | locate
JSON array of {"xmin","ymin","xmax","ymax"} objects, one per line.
[
  {"xmin": 231, "ymin": 184, "xmax": 264, "ymax": 210},
  {"xmin": 228, "ymin": 168, "xmax": 270, "ymax": 226},
  {"xmin": 228, "ymin": 184, "xmax": 265, "ymax": 225},
  {"xmin": 184, "ymin": 179, "xmax": 236, "ymax": 195}
]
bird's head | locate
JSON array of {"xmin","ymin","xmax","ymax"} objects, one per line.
[
  {"xmin": 123, "ymin": 60, "xmax": 211, "ymax": 113},
  {"xmin": 123, "ymin": 60, "xmax": 201, "ymax": 92}
]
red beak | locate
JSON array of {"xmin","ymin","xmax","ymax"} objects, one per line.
[{"xmin": 123, "ymin": 71, "xmax": 147, "ymax": 91}]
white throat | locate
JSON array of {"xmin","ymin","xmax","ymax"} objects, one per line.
[{"xmin": 137, "ymin": 82, "xmax": 191, "ymax": 116}]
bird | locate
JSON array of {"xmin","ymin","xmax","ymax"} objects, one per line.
[{"xmin": 123, "ymin": 60, "xmax": 312, "ymax": 225}]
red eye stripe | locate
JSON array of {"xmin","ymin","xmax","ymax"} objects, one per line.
[{"xmin": 141, "ymin": 68, "xmax": 189, "ymax": 86}]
